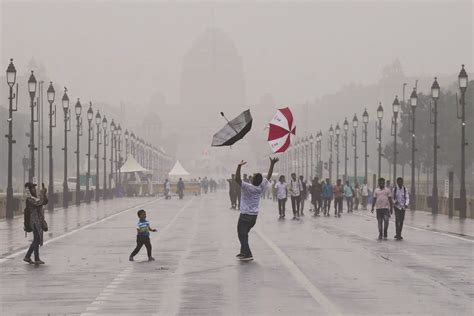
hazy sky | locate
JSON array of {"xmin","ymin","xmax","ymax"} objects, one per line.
[{"xmin": 1, "ymin": 0, "xmax": 473, "ymax": 108}]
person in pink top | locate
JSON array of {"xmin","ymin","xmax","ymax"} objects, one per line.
[{"xmin": 371, "ymin": 178, "xmax": 394, "ymax": 240}]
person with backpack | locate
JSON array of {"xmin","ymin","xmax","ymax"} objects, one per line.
[
  {"xmin": 23, "ymin": 182, "xmax": 49, "ymax": 265},
  {"xmin": 343, "ymin": 180, "xmax": 354, "ymax": 213},
  {"xmin": 392, "ymin": 177, "xmax": 410, "ymax": 240}
]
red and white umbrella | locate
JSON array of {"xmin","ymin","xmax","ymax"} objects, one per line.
[{"xmin": 267, "ymin": 107, "xmax": 296, "ymax": 153}]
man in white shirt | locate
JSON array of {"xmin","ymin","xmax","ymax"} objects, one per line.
[
  {"xmin": 371, "ymin": 178, "xmax": 394, "ymax": 240},
  {"xmin": 289, "ymin": 173, "xmax": 302, "ymax": 220},
  {"xmin": 361, "ymin": 181, "xmax": 369, "ymax": 210},
  {"xmin": 235, "ymin": 157, "xmax": 278, "ymax": 261},
  {"xmin": 275, "ymin": 175, "xmax": 288, "ymax": 219},
  {"xmin": 392, "ymin": 177, "xmax": 410, "ymax": 240}
]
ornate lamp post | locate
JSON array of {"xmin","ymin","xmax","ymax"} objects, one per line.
[
  {"xmin": 28, "ymin": 71, "xmax": 37, "ymax": 182},
  {"xmin": 74, "ymin": 99, "xmax": 82, "ymax": 206},
  {"xmin": 458, "ymin": 65, "xmax": 468, "ymax": 218},
  {"xmin": 130, "ymin": 132, "xmax": 136, "ymax": 157},
  {"xmin": 95, "ymin": 111, "xmax": 101, "ymax": 201},
  {"xmin": 376, "ymin": 103, "xmax": 384, "ymax": 180},
  {"xmin": 46, "ymin": 82, "xmax": 56, "ymax": 211},
  {"xmin": 102, "ymin": 116, "xmax": 108, "ymax": 199},
  {"xmin": 62, "ymin": 88, "xmax": 70, "ymax": 208},
  {"xmin": 352, "ymin": 114, "xmax": 359, "ymax": 184},
  {"xmin": 5, "ymin": 59, "xmax": 17, "ymax": 219},
  {"xmin": 343, "ymin": 118, "xmax": 349, "ymax": 182},
  {"xmin": 409, "ymin": 89, "xmax": 417, "ymax": 210},
  {"xmin": 328, "ymin": 125, "xmax": 334, "ymax": 181},
  {"xmin": 86, "ymin": 102, "xmax": 94, "ymax": 203},
  {"xmin": 335, "ymin": 123, "xmax": 341, "ymax": 181},
  {"xmin": 109, "ymin": 119, "xmax": 116, "ymax": 198},
  {"xmin": 431, "ymin": 77, "xmax": 440, "ymax": 214},
  {"xmin": 391, "ymin": 96, "xmax": 400, "ymax": 182},
  {"xmin": 116, "ymin": 124, "xmax": 122, "ymax": 187},
  {"xmin": 362, "ymin": 109, "xmax": 369, "ymax": 185},
  {"xmin": 316, "ymin": 131, "xmax": 322, "ymax": 178},
  {"xmin": 124, "ymin": 129, "xmax": 129, "ymax": 157}
]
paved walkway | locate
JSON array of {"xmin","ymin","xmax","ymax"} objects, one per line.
[{"xmin": 0, "ymin": 192, "xmax": 472, "ymax": 315}]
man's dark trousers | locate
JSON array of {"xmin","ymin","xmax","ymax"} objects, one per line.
[
  {"xmin": 291, "ymin": 195, "xmax": 300, "ymax": 216},
  {"xmin": 394, "ymin": 207, "xmax": 406, "ymax": 237},
  {"xmin": 237, "ymin": 213, "xmax": 257, "ymax": 257}
]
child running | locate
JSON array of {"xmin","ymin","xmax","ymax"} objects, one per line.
[{"xmin": 129, "ymin": 209, "xmax": 157, "ymax": 261}]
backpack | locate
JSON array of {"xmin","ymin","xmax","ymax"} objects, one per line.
[{"xmin": 24, "ymin": 206, "xmax": 32, "ymax": 233}]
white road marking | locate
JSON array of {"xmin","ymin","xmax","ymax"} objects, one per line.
[
  {"xmin": 0, "ymin": 198, "xmax": 161, "ymax": 264},
  {"xmin": 255, "ymin": 227, "xmax": 341, "ymax": 316}
]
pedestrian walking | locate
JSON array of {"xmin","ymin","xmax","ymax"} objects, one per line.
[
  {"xmin": 23, "ymin": 182, "xmax": 49, "ymax": 265},
  {"xmin": 333, "ymin": 179, "xmax": 344, "ymax": 217},
  {"xmin": 361, "ymin": 181, "xmax": 369, "ymax": 210},
  {"xmin": 164, "ymin": 179, "xmax": 171, "ymax": 199},
  {"xmin": 392, "ymin": 177, "xmax": 410, "ymax": 240},
  {"xmin": 235, "ymin": 157, "xmax": 278, "ymax": 261},
  {"xmin": 310, "ymin": 177, "xmax": 322, "ymax": 216},
  {"xmin": 289, "ymin": 173, "xmax": 302, "ymax": 220},
  {"xmin": 272, "ymin": 179, "xmax": 278, "ymax": 202},
  {"xmin": 299, "ymin": 176, "xmax": 307, "ymax": 216},
  {"xmin": 354, "ymin": 182, "xmax": 361, "ymax": 210},
  {"xmin": 371, "ymin": 178, "xmax": 394, "ymax": 240},
  {"xmin": 227, "ymin": 174, "xmax": 238, "ymax": 209},
  {"xmin": 177, "ymin": 178, "xmax": 185, "ymax": 199},
  {"xmin": 343, "ymin": 180, "xmax": 354, "ymax": 213},
  {"xmin": 275, "ymin": 176, "xmax": 288, "ymax": 219},
  {"xmin": 129, "ymin": 209, "xmax": 157, "ymax": 261},
  {"xmin": 322, "ymin": 178, "xmax": 333, "ymax": 216}
]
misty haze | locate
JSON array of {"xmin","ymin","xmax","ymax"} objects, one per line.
[{"xmin": 0, "ymin": 1, "xmax": 473, "ymax": 315}]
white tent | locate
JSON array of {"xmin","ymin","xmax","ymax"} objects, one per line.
[
  {"xmin": 120, "ymin": 155, "xmax": 149, "ymax": 173},
  {"xmin": 168, "ymin": 160, "xmax": 191, "ymax": 181}
]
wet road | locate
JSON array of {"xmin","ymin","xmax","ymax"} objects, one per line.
[{"xmin": 0, "ymin": 192, "xmax": 473, "ymax": 315}]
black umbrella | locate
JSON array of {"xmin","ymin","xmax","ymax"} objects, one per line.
[{"xmin": 212, "ymin": 110, "xmax": 253, "ymax": 147}]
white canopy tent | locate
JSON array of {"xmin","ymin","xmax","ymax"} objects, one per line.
[
  {"xmin": 168, "ymin": 160, "xmax": 191, "ymax": 181},
  {"xmin": 120, "ymin": 155, "xmax": 149, "ymax": 173}
]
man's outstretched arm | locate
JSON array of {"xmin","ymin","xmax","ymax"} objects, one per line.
[
  {"xmin": 236, "ymin": 160, "xmax": 246, "ymax": 186},
  {"xmin": 266, "ymin": 157, "xmax": 279, "ymax": 180}
]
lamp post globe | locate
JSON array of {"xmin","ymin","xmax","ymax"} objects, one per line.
[
  {"xmin": 47, "ymin": 81, "xmax": 55, "ymax": 103},
  {"xmin": 431, "ymin": 77, "xmax": 440, "ymax": 99},
  {"xmin": 377, "ymin": 103, "xmax": 384, "ymax": 120},
  {"xmin": 6, "ymin": 58, "xmax": 17, "ymax": 86},
  {"xmin": 28, "ymin": 70, "xmax": 37, "ymax": 97}
]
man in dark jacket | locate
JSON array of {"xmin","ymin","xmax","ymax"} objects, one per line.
[{"xmin": 23, "ymin": 182, "xmax": 48, "ymax": 265}]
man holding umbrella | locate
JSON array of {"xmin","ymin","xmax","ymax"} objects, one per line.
[{"xmin": 235, "ymin": 157, "xmax": 278, "ymax": 261}]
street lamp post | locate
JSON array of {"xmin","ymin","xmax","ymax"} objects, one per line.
[
  {"xmin": 431, "ymin": 77, "xmax": 440, "ymax": 214},
  {"xmin": 86, "ymin": 102, "xmax": 93, "ymax": 203},
  {"xmin": 329, "ymin": 125, "xmax": 334, "ymax": 182},
  {"xmin": 335, "ymin": 123, "xmax": 341, "ymax": 181},
  {"xmin": 124, "ymin": 129, "xmax": 129, "ymax": 158},
  {"xmin": 62, "ymin": 88, "xmax": 70, "ymax": 208},
  {"xmin": 109, "ymin": 120, "xmax": 116, "ymax": 198},
  {"xmin": 74, "ymin": 99, "xmax": 82, "ymax": 206},
  {"xmin": 46, "ymin": 82, "xmax": 56, "ymax": 211},
  {"xmin": 392, "ymin": 96, "xmax": 400, "ymax": 182},
  {"xmin": 409, "ymin": 89, "xmax": 418, "ymax": 210},
  {"xmin": 343, "ymin": 119, "xmax": 349, "ymax": 181},
  {"xmin": 352, "ymin": 114, "xmax": 359, "ymax": 184},
  {"xmin": 116, "ymin": 124, "xmax": 122, "ymax": 188},
  {"xmin": 317, "ymin": 131, "xmax": 322, "ymax": 178},
  {"xmin": 458, "ymin": 65, "xmax": 468, "ymax": 218},
  {"xmin": 5, "ymin": 59, "xmax": 17, "ymax": 219},
  {"xmin": 376, "ymin": 103, "xmax": 384, "ymax": 180},
  {"xmin": 28, "ymin": 71, "xmax": 37, "ymax": 182},
  {"xmin": 102, "ymin": 116, "xmax": 108, "ymax": 199},
  {"xmin": 95, "ymin": 111, "xmax": 101, "ymax": 201},
  {"xmin": 362, "ymin": 109, "xmax": 369, "ymax": 185}
]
